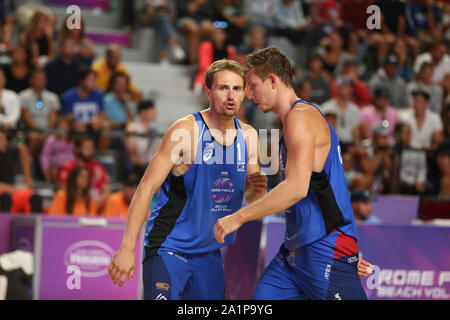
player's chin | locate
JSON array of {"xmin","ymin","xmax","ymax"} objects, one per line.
[{"xmin": 222, "ymin": 107, "xmax": 237, "ymax": 117}]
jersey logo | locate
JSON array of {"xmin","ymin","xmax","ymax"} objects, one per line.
[
  {"xmin": 214, "ymin": 177, "xmax": 234, "ymax": 187},
  {"xmin": 212, "ymin": 194, "xmax": 233, "ymax": 203},
  {"xmin": 211, "ymin": 177, "xmax": 235, "ymax": 206},
  {"xmin": 203, "ymin": 148, "xmax": 214, "ymax": 162}
]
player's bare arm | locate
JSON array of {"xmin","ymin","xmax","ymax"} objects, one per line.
[
  {"xmin": 214, "ymin": 106, "xmax": 316, "ymax": 243},
  {"xmin": 108, "ymin": 116, "xmax": 196, "ymax": 287},
  {"xmin": 241, "ymin": 122, "xmax": 267, "ymax": 204}
]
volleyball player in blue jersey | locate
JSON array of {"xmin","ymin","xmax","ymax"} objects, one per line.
[
  {"xmin": 108, "ymin": 59, "xmax": 268, "ymax": 300},
  {"xmin": 215, "ymin": 47, "xmax": 370, "ymax": 300}
]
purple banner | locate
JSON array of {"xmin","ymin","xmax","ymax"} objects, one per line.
[
  {"xmin": 371, "ymin": 195, "xmax": 419, "ymax": 224},
  {"xmin": 87, "ymin": 33, "xmax": 131, "ymax": 47},
  {"xmin": 11, "ymin": 216, "xmax": 142, "ymax": 300},
  {"xmin": 357, "ymin": 224, "xmax": 450, "ymax": 300},
  {"xmin": 38, "ymin": 224, "xmax": 141, "ymax": 300},
  {"xmin": 45, "ymin": 0, "xmax": 111, "ymax": 10}
]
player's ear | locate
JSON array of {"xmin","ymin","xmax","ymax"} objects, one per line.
[
  {"xmin": 268, "ymin": 74, "xmax": 277, "ymax": 89},
  {"xmin": 203, "ymin": 86, "xmax": 210, "ymax": 100}
]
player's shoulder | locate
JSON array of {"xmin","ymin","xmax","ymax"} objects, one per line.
[
  {"xmin": 167, "ymin": 113, "xmax": 197, "ymax": 133},
  {"xmin": 237, "ymin": 119, "xmax": 258, "ymax": 136},
  {"xmin": 288, "ymin": 102, "xmax": 321, "ymax": 124}
]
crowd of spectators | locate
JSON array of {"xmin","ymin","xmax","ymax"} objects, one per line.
[{"xmin": 0, "ymin": 0, "xmax": 449, "ymax": 220}]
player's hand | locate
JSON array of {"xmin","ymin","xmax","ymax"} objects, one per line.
[
  {"xmin": 247, "ymin": 172, "xmax": 268, "ymax": 194},
  {"xmin": 108, "ymin": 247, "xmax": 136, "ymax": 287},
  {"xmin": 357, "ymin": 255, "xmax": 373, "ymax": 277},
  {"xmin": 214, "ymin": 213, "xmax": 243, "ymax": 244}
]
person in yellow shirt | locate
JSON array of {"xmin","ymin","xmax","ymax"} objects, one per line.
[
  {"xmin": 92, "ymin": 44, "xmax": 142, "ymax": 102},
  {"xmin": 101, "ymin": 173, "xmax": 139, "ymax": 218},
  {"xmin": 48, "ymin": 166, "xmax": 97, "ymax": 216}
]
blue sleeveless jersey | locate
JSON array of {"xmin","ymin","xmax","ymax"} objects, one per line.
[
  {"xmin": 143, "ymin": 112, "xmax": 248, "ymax": 260},
  {"xmin": 279, "ymin": 100, "xmax": 358, "ymax": 249}
]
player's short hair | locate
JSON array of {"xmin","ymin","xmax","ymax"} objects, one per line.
[
  {"xmin": 204, "ymin": 59, "xmax": 245, "ymax": 89},
  {"xmin": 244, "ymin": 46, "xmax": 295, "ymax": 88}
]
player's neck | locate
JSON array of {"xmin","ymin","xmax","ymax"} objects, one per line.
[{"xmin": 276, "ymin": 88, "xmax": 300, "ymax": 125}]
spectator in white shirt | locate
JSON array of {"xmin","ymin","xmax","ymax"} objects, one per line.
[
  {"xmin": 0, "ymin": 68, "xmax": 20, "ymax": 129},
  {"xmin": 407, "ymin": 61, "xmax": 444, "ymax": 115},
  {"xmin": 402, "ymin": 88, "xmax": 444, "ymax": 150}
]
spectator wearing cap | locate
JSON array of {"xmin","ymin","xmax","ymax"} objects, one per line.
[
  {"xmin": 330, "ymin": 57, "xmax": 372, "ymax": 107},
  {"xmin": 402, "ymin": 88, "xmax": 444, "ymax": 150},
  {"xmin": 303, "ymin": 54, "xmax": 331, "ymax": 105},
  {"xmin": 368, "ymin": 54, "xmax": 409, "ymax": 109},
  {"xmin": 393, "ymin": 122, "xmax": 427, "ymax": 195},
  {"xmin": 366, "ymin": 124, "xmax": 394, "ymax": 193},
  {"xmin": 351, "ymin": 189, "xmax": 381, "ymax": 224},
  {"xmin": 125, "ymin": 100, "xmax": 161, "ymax": 178},
  {"xmin": 407, "ymin": 62, "xmax": 444, "ymax": 115},
  {"xmin": 101, "ymin": 173, "xmax": 140, "ymax": 217},
  {"xmin": 321, "ymin": 75, "xmax": 361, "ymax": 145},
  {"xmin": 360, "ymin": 86, "xmax": 399, "ymax": 145}
]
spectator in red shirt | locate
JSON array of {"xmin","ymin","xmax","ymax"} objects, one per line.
[
  {"xmin": 58, "ymin": 135, "xmax": 110, "ymax": 208},
  {"xmin": 330, "ymin": 58, "xmax": 372, "ymax": 107},
  {"xmin": 341, "ymin": 0, "xmax": 374, "ymax": 32},
  {"xmin": 310, "ymin": 0, "xmax": 343, "ymax": 37},
  {"xmin": 341, "ymin": 0, "xmax": 375, "ymax": 56}
]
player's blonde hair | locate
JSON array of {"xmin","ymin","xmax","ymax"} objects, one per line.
[{"xmin": 204, "ymin": 59, "xmax": 245, "ymax": 89}]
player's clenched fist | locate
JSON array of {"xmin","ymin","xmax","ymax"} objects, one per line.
[
  {"xmin": 108, "ymin": 247, "xmax": 136, "ymax": 287},
  {"xmin": 214, "ymin": 213, "xmax": 243, "ymax": 244}
]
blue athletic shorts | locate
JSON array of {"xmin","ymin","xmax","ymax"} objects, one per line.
[
  {"xmin": 254, "ymin": 229, "xmax": 367, "ymax": 300},
  {"xmin": 143, "ymin": 249, "xmax": 225, "ymax": 300}
]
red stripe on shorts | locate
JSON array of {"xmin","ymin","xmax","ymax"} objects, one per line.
[{"xmin": 332, "ymin": 228, "xmax": 359, "ymax": 259}]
